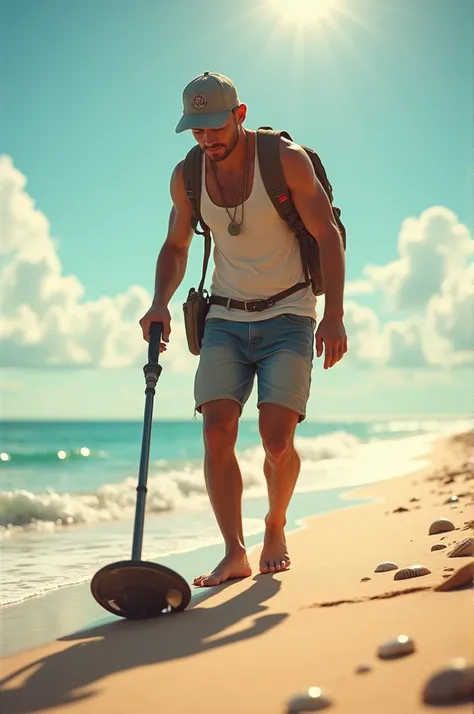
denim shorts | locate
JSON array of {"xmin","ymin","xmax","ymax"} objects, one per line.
[{"xmin": 194, "ymin": 313, "xmax": 315, "ymax": 422}]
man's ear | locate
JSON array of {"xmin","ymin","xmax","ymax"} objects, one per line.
[{"xmin": 234, "ymin": 103, "xmax": 247, "ymax": 125}]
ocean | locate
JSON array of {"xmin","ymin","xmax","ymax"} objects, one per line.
[{"xmin": 0, "ymin": 416, "xmax": 471, "ymax": 610}]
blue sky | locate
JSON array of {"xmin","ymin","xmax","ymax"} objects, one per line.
[{"xmin": 1, "ymin": 0, "xmax": 473, "ymax": 420}]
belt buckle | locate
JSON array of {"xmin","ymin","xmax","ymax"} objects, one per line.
[{"xmin": 244, "ymin": 299, "xmax": 265, "ymax": 312}]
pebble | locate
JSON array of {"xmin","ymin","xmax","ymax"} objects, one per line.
[
  {"xmin": 422, "ymin": 658, "xmax": 474, "ymax": 705},
  {"xmin": 286, "ymin": 688, "xmax": 333, "ymax": 712},
  {"xmin": 355, "ymin": 664, "xmax": 372, "ymax": 674},
  {"xmin": 378, "ymin": 635, "xmax": 416, "ymax": 659},
  {"xmin": 445, "ymin": 495, "xmax": 459, "ymax": 504},
  {"xmin": 429, "ymin": 519, "xmax": 455, "ymax": 535},
  {"xmin": 374, "ymin": 561, "xmax": 398, "ymax": 573}
]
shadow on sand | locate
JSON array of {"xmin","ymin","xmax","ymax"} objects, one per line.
[{"xmin": 1, "ymin": 574, "xmax": 288, "ymax": 713}]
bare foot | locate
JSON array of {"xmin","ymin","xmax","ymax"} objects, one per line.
[
  {"xmin": 193, "ymin": 550, "xmax": 252, "ymax": 587},
  {"xmin": 259, "ymin": 525, "xmax": 291, "ymax": 574}
]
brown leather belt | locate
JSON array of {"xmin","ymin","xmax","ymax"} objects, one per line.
[{"xmin": 208, "ymin": 282, "xmax": 307, "ymax": 313}]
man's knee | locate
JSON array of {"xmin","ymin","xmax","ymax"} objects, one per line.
[
  {"xmin": 263, "ymin": 436, "xmax": 293, "ymax": 462},
  {"xmin": 202, "ymin": 399, "xmax": 240, "ymax": 455},
  {"xmin": 259, "ymin": 404, "xmax": 298, "ymax": 462}
]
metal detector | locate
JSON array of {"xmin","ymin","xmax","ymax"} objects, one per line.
[{"xmin": 90, "ymin": 322, "xmax": 191, "ymax": 619}]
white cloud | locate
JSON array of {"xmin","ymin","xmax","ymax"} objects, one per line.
[
  {"xmin": 341, "ymin": 300, "xmax": 386, "ymax": 365},
  {"xmin": 340, "ymin": 206, "xmax": 473, "ymax": 369},
  {"xmin": 344, "ymin": 279, "xmax": 374, "ymax": 297},
  {"xmin": 0, "ymin": 155, "xmax": 195, "ymax": 372},
  {"xmin": 0, "ymin": 156, "xmax": 472, "ymax": 373},
  {"xmin": 383, "ymin": 320, "xmax": 428, "ymax": 368},
  {"xmin": 426, "ymin": 263, "xmax": 474, "ymax": 364},
  {"xmin": 363, "ymin": 206, "xmax": 473, "ymax": 310}
]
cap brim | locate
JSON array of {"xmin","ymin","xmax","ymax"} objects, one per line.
[{"xmin": 175, "ymin": 109, "xmax": 232, "ymax": 134}]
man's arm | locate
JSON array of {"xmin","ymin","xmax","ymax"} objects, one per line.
[
  {"xmin": 152, "ymin": 160, "xmax": 195, "ymax": 306},
  {"xmin": 280, "ymin": 139, "xmax": 345, "ymax": 318},
  {"xmin": 139, "ymin": 161, "xmax": 194, "ymax": 345}
]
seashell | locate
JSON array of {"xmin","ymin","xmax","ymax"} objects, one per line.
[
  {"xmin": 355, "ymin": 664, "xmax": 372, "ymax": 674},
  {"xmin": 393, "ymin": 506, "xmax": 409, "ymax": 513},
  {"xmin": 378, "ymin": 634, "xmax": 415, "ymax": 659},
  {"xmin": 429, "ymin": 519, "xmax": 455, "ymax": 535},
  {"xmin": 286, "ymin": 687, "xmax": 332, "ymax": 712},
  {"xmin": 434, "ymin": 561, "xmax": 474, "ymax": 591},
  {"xmin": 361, "ymin": 577, "xmax": 371, "ymax": 582},
  {"xmin": 422, "ymin": 658, "xmax": 474, "ymax": 705},
  {"xmin": 447, "ymin": 537, "xmax": 474, "ymax": 558},
  {"xmin": 444, "ymin": 495, "xmax": 459, "ymax": 504},
  {"xmin": 374, "ymin": 561, "xmax": 398, "ymax": 573},
  {"xmin": 431, "ymin": 544, "xmax": 447, "ymax": 551},
  {"xmin": 394, "ymin": 565, "xmax": 431, "ymax": 580}
]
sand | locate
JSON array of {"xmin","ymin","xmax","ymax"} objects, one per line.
[{"xmin": 1, "ymin": 430, "xmax": 473, "ymax": 713}]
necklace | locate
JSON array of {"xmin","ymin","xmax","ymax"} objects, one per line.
[{"xmin": 210, "ymin": 132, "xmax": 249, "ymax": 236}]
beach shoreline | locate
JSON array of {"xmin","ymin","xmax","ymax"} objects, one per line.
[
  {"xmin": 2, "ymin": 419, "xmax": 466, "ymax": 615},
  {"xmin": 1, "ymin": 429, "xmax": 472, "ymax": 713},
  {"xmin": 0, "ymin": 484, "xmax": 373, "ymax": 658}
]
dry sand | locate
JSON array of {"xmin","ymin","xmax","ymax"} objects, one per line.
[{"xmin": 1, "ymin": 430, "xmax": 473, "ymax": 713}]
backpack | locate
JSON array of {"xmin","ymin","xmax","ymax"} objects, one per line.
[{"xmin": 182, "ymin": 127, "xmax": 346, "ymax": 298}]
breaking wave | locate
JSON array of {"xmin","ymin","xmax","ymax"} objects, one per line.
[{"xmin": 0, "ymin": 430, "xmax": 361, "ymax": 535}]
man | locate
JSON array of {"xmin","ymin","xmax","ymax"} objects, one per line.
[{"xmin": 139, "ymin": 72, "xmax": 347, "ymax": 587}]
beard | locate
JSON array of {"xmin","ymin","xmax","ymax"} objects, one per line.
[{"xmin": 205, "ymin": 125, "xmax": 240, "ymax": 162}]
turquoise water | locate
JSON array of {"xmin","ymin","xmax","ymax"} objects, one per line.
[
  {"xmin": 1, "ymin": 418, "xmax": 385, "ymax": 495},
  {"xmin": 0, "ymin": 416, "xmax": 470, "ymax": 607}
]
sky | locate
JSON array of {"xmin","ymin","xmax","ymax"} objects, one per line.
[{"xmin": 1, "ymin": 0, "xmax": 473, "ymax": 421}]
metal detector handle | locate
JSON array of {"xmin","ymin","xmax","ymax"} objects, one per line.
[
  {"xmin": 148, "ymin": 322, "xmax": 163, "ymax": 364},
  {"xmin": 132, "ymin": 321, "xmax": 163, "ymax": 563}
]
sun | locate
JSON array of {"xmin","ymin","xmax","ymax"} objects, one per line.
[{"xmin": 267, "ymin": 0, "xmax": 340, "ymax": 26}]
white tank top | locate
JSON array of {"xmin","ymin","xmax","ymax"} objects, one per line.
[{"xmin": 200, "ymin": 146, "xmax": 317, "ymax": 322}]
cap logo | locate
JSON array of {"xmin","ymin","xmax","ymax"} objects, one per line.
[{"xmin": 190, "ymin": 94, "xmax": 207, "ymax": 111}]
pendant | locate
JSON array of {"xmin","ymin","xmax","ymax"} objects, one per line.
[{"xmin": 228, "ymin": 222, "xmax": 241, "ymax": 236}]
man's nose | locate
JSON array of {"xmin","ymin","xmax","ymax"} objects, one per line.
[{"xmin": 203, "ymin": 130, "xmax": 218, "ymax": 145}]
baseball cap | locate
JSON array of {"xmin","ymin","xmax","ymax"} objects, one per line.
[{"xmin": 175, "ymin": 72, "xmax": 240, "ymax": 134}]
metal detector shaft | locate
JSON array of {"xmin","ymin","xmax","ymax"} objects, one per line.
[{"xmin": 131, "ymin": 322, "xmax": 163, "ymax": 561}]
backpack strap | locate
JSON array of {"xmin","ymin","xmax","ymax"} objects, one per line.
[
  {"xmin": 182, "ymin": 145, "xmax": 212, "ymax": 293},
  {"xmin": 256, "ymin": 128, "xmax": 312, "ymax": 284},
  {"xmin": 257, "ymin": 127, "xmax": 346, "ymax": 244}
]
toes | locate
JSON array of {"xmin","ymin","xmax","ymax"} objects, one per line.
[
  {"xmin": 193, "ymin": 575, "xmax": 205, "ymax": 585},
  {"xmin": 259, "ymin": 559, "xmax": 289, "ymax": 574},
  {"xmin": 200, "ymin": 573, "xmax": 222, "ymax": 586}
]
